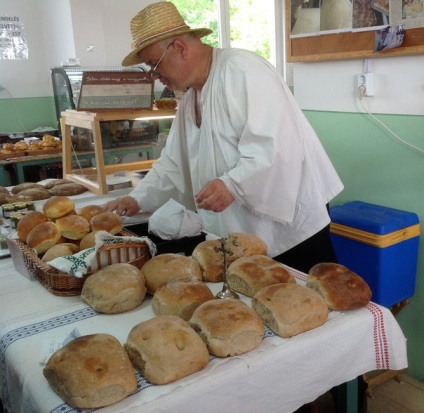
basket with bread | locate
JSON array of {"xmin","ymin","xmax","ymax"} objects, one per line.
[{"xmin": 6, "ymin": 195, "xmax": 154, "ymax": 296}]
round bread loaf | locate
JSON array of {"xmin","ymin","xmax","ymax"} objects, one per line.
[
  {"xmin": 79, "ymin": 231, "xmax": 98, "ymax": 250},
  {"xmin": 141, "ymin": 253, "xmax": 202, "ymax": 294},
  {"xmin": 252, "ymin": 283, "xmax": 328, "ymax": 338},
  {"xmin": 42, "ymin": 243, "xmax": 79, "ymax": 262},
  {"xmin": 192, "ymin": 239, "xmax": 244, "ymax": 282},
  {"xmin": 124, "ymin": 315, "xmax": 210, "ymax": 385},
  {"xmin": 56, "ymin": 215, "xmax": 90, "ymax": 240},
  {"xmin": 43, "ymin": 333, "xmax": 137, "ymax": 409},
  {"xmin": 43, "ymin": 196, "xmax": 75, "ymax": 219},
  {"xmin": 11, "ymin": 182, "xmax": 45, "ymax": 194},
  {"xmin": 306, "ymin": 263, "xmax": 372, "ymax": 310},
  {"xmin": 48, "ymin": 183, "xmax": 87, "ymax": 196},
  {"xmin": 189, "ymin": 299, "xmax": 265, "ymax": 357},
  {"xmin": 152, "ymin": 275, "xmax": 214, "ymax": 320},
  {"xmin": 26, "ymin": 222, "xmax": 62, "ymax": 254},
  {"xmin": 227, "ymin": 255, "xmax": 296, "ymax": 297},
  {"xmin": 81, "ymin": 263, "xmax": 147, "ymax": 313},
  {"xmin": 78, "ymin": 204, "xmax": 106, "ymax": 222},
  {"xmin": 16, "ymin": 211, "xmax": 49, "ymax": 242},
  {"xmin": 90, "ymin": 212, "xmax": 123, "ymax": 235},
  {"xmin": 227, "ymin": 232, "xmax": 268, "ymax": 256}
]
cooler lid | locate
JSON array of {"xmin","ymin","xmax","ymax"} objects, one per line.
[{"xmin": 330, "ymin": 201, "xmax": 419, "ymax": 235}]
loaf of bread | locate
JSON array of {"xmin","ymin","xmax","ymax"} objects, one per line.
[
  {"xmin": 42, "ymin": 243, "xmax": 80, "ymax": 262},
  {"xmin": 16, "ymin": 211, "xmax": 48, "ymax": 242},
  {"xmin": 44, "ymin": 179, "xmax": 74, "ymax": 189},
  {"xmin": 192, "ymin": 239, "xmax": 244, "ymax": 282},
  {"xmin": 11, "ymin": 182, "xmax": 45, "ymax": 194},
  {"xmin": 48, "ymin": 183, "xmax": 87, "ymax": 196},
  {"xmin": 252, "ymin": 283, "xmax": 328, "ymax": 338},
  {"xmin": 306, "ymin": 263, "xmax": 372, "ymax": 310},
  {"xmin": 15, "ymin": 187, "xmax": 51, "ymax": 200},
  {"xmin": 26, "ymin": 222, "xmax": 62, "ymax": 254},
  {"xmin": 124, "ymin": 315, "xmax": 210, "ymax": 385},
  {"xmin": 56, "ymin": 215, "xmax": 90, "ymax": 240},
  {"xmin": 152, "ymin": 275, "xmax": 214, "ymax": 320},
  {"xmin": 227, "ymin": 232, "xmax": 268, "ymax": 256},
  {"xmin": 43, "ymin": 196, "xmax": 75, "ymax": 219},
  {"xmin": 43, "ymin": 333, "xmax": 137, "ymax": 409},
  {"xmin": 78, "ymin": 204, "xmax": 106, "ymax": 222},
  {"xmin": 90, "ymin": 212, "xmax": 123, "ymax": 235},
  {"xmin": 79, "ymin": 231, "xmax": 98, "ymax": 250},
  {"xmin": 189, "ymin": 299, "xmax": 265, "ymax": 357},
  {"xmin": 227, "ymin": 255, "xmax": 296, "ymax": 297},
  {"xmin": 141, "ymin": 253, "xmax": 202, "ymax": 294},
  {"xmin": 81, "ymin": 263, "xmax": 147, "ymax": 313}
]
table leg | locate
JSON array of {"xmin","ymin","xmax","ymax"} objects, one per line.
[{"xmin": 0, "ymin": 165, "xmax": 5, "ymax": 186}]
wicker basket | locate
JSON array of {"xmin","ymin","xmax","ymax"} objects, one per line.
[{"xmin": 7, "ymin": 230, "xmax": 151, "ymax": 297}]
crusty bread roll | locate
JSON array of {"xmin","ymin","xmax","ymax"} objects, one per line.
[
  {"xmin": 16, "ymin": 211, "xmax": 48, "ymax": 242},
  {"xmin": 43, "ymin": 196, "xmax": 75, "ymax": 219},
  {"xmin": 189, "ymin": 299, "xmax": 265, "ymax": 357},
  {"xmin": 90, "ymin": 212, "xmax": 123, "ymax": 235},
  {"xmin": 141, "ymin": 253, "xmax": 202, "ymax": 294},
  {"xmin": 42, "ymin": 243, "xmax": 79, "ymax": 262},
  {"xmin": 26, "ymin": 222, "xmax": 62, "ymax": 254},
  {"xmin": 227, "ymin": 255, "xmax": 296, "ymax": 297},
  {"xmin": 81, "ymin": 263, "xmax": 147, "ymax": 313},
  {"xmin": 124, "ymin": 315, "xmax": 209, "ymax": 385},
  {"xmin": 227, "ymin": 232, "xmax": 268, "ymax": 256},
  {"xmin": 43, "ymin": 333, "xmax": 137, "ymax": 409},
  {"xmin": 192, "ymin": 239, "xmax": 244, "ymax": 282},
  {"xmin": 152, "ymin": 275, "xmax": 214, "ymax": 320},
  {"xmin": 79, "ymin": 231, "xmax": 99, "ymax": 250},
  {"xmin": 306, "ymin": 263, "xmax": 372, "ymax": 311},
  {"xmin": 15, "ymin": 187, "xmax": 51, "ymax": 200},
  {"xmin": 252, "ymin": 283, "xmax": 328, "ymax": 338},
  {"xmin": 11, "ymin": 182, "xmax": 45, "ymax": 194},
  {"xmin": 56, "ymin": 215, "xmax": 90, "ymax": 240},
  {"xmin": 49, "ymin": 183, "xmax": 87, "ymax": 196},
  {"xmin": 78, "ymin": 204, "xmax": 106, "ymax": 222}
]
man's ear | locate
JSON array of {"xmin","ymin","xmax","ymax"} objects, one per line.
[{"xmin": 171, "ymin": 38, "xmax": 189, "ymax": 60}]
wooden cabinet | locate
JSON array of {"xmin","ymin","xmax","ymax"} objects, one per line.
[{"xmin": 61, "ymin": 109, "xmax": 175, "ymax": 194}]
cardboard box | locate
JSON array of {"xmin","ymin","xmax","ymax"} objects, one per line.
[{"xmin": 330, "ymin": 201, "xmax": 420, "ymax": 307}]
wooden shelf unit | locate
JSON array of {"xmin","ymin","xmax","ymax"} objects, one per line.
[{"xmin": 61, "ymin": 109, "xmax": 175, "ymax": 194}]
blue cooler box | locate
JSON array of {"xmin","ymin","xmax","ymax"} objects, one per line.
[{"xmin": 330, "ymin": 201, "xmax": 420, "ymax": 307}]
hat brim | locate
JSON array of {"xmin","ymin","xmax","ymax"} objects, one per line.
[{"xmin": 122, "ymin": 27, "xmax": 212, "ymax": 67}]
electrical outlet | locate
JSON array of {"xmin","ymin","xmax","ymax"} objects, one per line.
[{"xmin": 357, "ymin": 73, "xmax": 374, "ymax": 97}]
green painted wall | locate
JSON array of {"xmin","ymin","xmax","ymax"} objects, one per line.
[
  {"xmin": 305, "ymin": 110, "xmax": 424, "ymax": 380},
  {"xmin": 0, "ymin": 97, "xmax": 57, "ymax": 133},
  {"xmin": 1, "ymin": 99, "xmax": 423, "ymax": 379}
]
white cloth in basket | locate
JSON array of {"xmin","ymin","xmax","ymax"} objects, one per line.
[{"xmin": 47, "ymin": 231, "xmax": 157, "ymax": 278}]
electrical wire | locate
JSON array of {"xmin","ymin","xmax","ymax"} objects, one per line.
[{"xmin": 357, "ymin": 86, "xmax": 424, "ymax": 155}]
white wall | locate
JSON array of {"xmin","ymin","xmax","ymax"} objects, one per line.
[{"xmin": 293, "ymin": 54, "xmax": 424, "ymax": 116}]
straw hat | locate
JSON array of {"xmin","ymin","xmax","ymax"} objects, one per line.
[{"xmin": 122, "ymin": 2, "xmax": 212, "ymax": 66}]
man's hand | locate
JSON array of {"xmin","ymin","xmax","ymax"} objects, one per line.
[
  {"xmin": 103, "ymin": 196, "xmax": 140, "ymax": 216},
  {"xmin": 195, "ymin": 179, "xmax": 234, "ymax": 212}
]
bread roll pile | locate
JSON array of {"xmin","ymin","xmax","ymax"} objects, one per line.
[{"xmin": 16, "ymin": 196, "xmax": 123, "ymax": 259}]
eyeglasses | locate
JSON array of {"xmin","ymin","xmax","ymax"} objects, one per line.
[{"xmin": 148, "ymin": 41, "xmax": 174, "ymax": 79}]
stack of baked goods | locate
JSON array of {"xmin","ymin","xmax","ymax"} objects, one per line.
[{"xmin": 155, "ymin": 98, "xmax": 178, "ymax": 109}]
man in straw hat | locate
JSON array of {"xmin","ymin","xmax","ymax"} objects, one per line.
[{"xmin": 105, "ymin": 1, "xmax": 344, "ymax": 273}]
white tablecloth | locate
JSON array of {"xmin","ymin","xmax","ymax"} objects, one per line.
[{"xmin": 0, "ymin": 253, "xmax": 408, "ymax": 413}]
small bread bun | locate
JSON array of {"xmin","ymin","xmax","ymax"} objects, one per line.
[
  {"xmin": 14, "ymin": 141, "xmax": 28, "ymax": 151},
  {"xmin": 17, "ymin": 211, "xmax": 49, "ymax": 242},
  {"xmin": 227, "ymin": 255, "xmax": 296, "ymax": 297},
  {"xmin": 306, "ymin": 263, "xmax": 372, "ymax": 311},
  {"xmin": 141, "ymin": 253, "xmax": 202, "ymax": 295},
  {"xmin": 43, "ymin": 196, "xmax": 75, "ymax": 219},
  {"xmin": 56, "ymin": 215, "xmax": 90, "ymax": 240},
  {"xmin": 192, "ymin": 239, "xmax": 244, "ymax": 282},
  {"xmin": 152, "ymin": 275, "xmax": 214, "ymax": 320},
  {"xmin": 79, "ymin": 231, "xmax": 99, "ymax": 250},
  {"xmin": 227, "ymin": 232, "xmax": 268, "ymax": 256},
  {"xmin": 125, "ymin": 315, "xmax": 209, "ymax": 385},
  {"xmin": 42, "ymin": 243, "xmax": 79, "ymax": 262},
  {"xmin": 81, "ymin": 263, "xmax": 147, "ymax": 314},
  {"xmin": 189, "ymin": 299, "xmax": 265, "ymax": 357},
  {"xmin": 2, "ymin": 143, "xmax": 14, "ymax": 152},
  {"xmin": 78, "ymin": 205, "xmax": 106, "ymax": 222},
  {"xmin": 27, "ymin": 222, "xmax": 62, "ymax": 254},
  {"xmin": 90, "ymin": 212, "xmax": 123, "ymax": 235}
]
